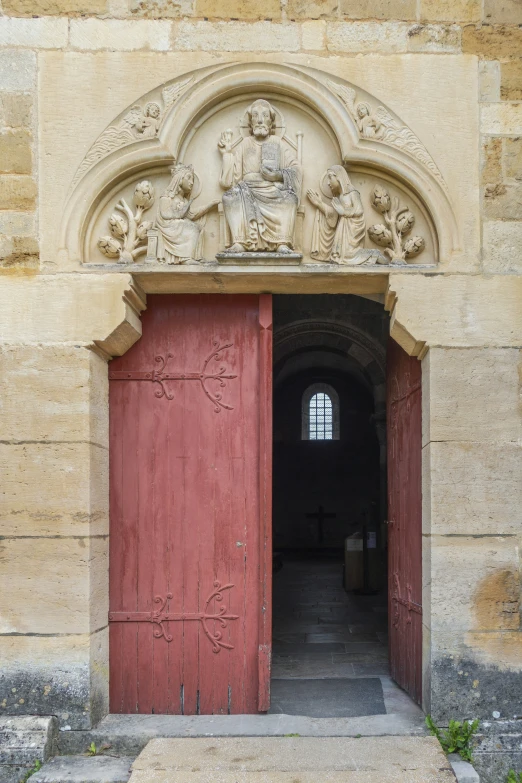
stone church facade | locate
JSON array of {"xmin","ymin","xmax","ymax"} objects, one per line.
[{"xmin": 0, "ymin": 1, "xmax": 521, "ymax": 781}]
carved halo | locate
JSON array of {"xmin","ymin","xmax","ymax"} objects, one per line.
[
  {"xmin": 189, "ymin": 169, "xmax": 202, "ymax": 199},
  {"xmin": 319, "ymin": 167, "xmax": 354, "ymax": 198},
  {"xmin": 320, "ymin": 169, "xmax": 336, "ymax": 198},
  {"xmin": 239, "ymin": 101, "xmax": 286, "ymax": 138}
]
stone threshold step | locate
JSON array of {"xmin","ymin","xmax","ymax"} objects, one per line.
[
  {"xmin": 31, "ymin": 756, "xmax": 134, "ymax": 783},
  {"xmin": 58, "ymin": 712, "xmax": 426, "ymax": 757},
  {"xmin": 129, "ymin": 736, "xmax": 458, "ymax": 782}
]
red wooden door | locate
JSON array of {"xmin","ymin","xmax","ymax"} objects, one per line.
[
  {"xmin": 109, "ymin": 294, "xmax": 272, "ymax": 715},
  {"xmin": 386, "ymin": 337, "xmax": 422, "ymax": 705}
]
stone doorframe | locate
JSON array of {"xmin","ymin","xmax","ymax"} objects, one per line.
[
  {"xmin": 2, "ymin": 268, "xmax": 520, "ymax": 731},
  {"xmin": 76, "ymin": 269, "xmax": 428, "ymax": 728}
]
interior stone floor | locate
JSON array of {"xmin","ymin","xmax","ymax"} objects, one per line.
[
  {"xmin": 272, "ymin": 555, "xmax": 389, "ymax": 677},
  {"xmin": 271, "ymin": 554, "xmax": 421, "ymax": 718}
]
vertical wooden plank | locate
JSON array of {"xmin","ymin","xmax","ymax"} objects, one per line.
[
  {"xmin": 387, "ymin": 337, "xmax": 422, "ymax": 705},
  {"xmin": 119, "ymin": 377, "xmax": 140, "ymax": 713},
  {"xmin": 109, "ymin": 294, "xmax": 268, "ymax": 715},
  {"xmin": 152, "ymin": 301, "xmax": 176, "ymax": 714},
  {"xmin": 241, "ymin": 298, "xmax": 262, "ymax": 714},
  {"xmin": 258, "ymin": 294, "xmax": 273, "ymax": 712},
  {"xmin": 181, "ymin": 300, "xmax": 201, "ymax": 716}
]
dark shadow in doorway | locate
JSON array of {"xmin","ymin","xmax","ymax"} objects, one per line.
[{"xmin": 268, "ymin": 678, "xmax": 386, "ymax": 718}]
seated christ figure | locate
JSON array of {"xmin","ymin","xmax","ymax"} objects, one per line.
[{"xmin": 218, "ymin": 99, "xmax": 302, "ymax": 254}]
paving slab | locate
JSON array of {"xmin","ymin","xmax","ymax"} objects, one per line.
[
  {"xmin": 31, "ymin": 755, "xmax": 134, "ymax": 783},
  {"xmin": 128, "ymin": 737, "xmax": 456, "ymax": 782},
  {"xmin": 269, "ymin": 678, "xmax": 386, "ymax": 718}
]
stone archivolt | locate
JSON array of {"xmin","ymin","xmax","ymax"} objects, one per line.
[{"xmin": 64, "ymin": 63, "xmax": 456, "ymax": 269}]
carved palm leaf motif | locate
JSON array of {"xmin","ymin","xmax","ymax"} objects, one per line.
[
  {"xmin": 71, "ymin": 124, "xmax": 137, "ymax": 188},
  {"xmin": 373, "ymin": 106, "xmax": 447, "ymax": 191},
  {"xmin": 326, "ymin": 80, "xmax": 357, "ymax": 116},
  {"xmin": 162, "ymin": 76, "xmax": 194, "ymax": 112}
]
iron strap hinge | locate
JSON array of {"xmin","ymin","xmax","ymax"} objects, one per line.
[
  {"xmin": 109, "ymin": 340, "xmax": 237, "ymax": 412},
  {"xmin": 108, "ymin": 582, "xmax": 239, "ymax": 653}
]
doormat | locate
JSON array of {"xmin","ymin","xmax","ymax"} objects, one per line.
[{"xmin": 268, "ymin": 677, "xmax": 386, "ymax": 718}]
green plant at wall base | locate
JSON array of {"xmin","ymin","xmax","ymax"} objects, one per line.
[
  {"xmin": 506, "ymin": 771, "xmax": 522, "ymax": 783},
  {"xmin": 425, "ymin": 715, "xmax": 479, "ymax": 763},
  {"xmin": 19, "ymin": 760, "xmax": 41, "ymax": 783}
]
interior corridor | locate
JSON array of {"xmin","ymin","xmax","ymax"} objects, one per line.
[
  {"xmin": 269, "ymin": 295, "xmax": 420, "ymax": 720},
  {"xmin": 270, "ymin": 555, "xmax": 420, "ymax": 718},
  {"xmin": 272, "ymin": 555, "xmax": 389, "ymax": 680}
]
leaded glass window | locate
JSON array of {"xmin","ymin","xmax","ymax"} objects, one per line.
[
  {"xmin": 309, "ymin": 392, "xmax": 333, "ymax": 440},
  {"xmin": 302, "ymin": 384, "xmax": 340, "ymax": 441}
]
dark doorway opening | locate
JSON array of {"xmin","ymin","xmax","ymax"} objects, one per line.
[{"xmin": 270, "ymin": 294, "xmax": 410, "ymax": 719}]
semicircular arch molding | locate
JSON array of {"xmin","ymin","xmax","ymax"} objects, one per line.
[
  {"xmin": 61, "ymin": 61, "xmax": 458, "ymax": 266},
  {"xmin": 274, "ymin": 319, "xmax": 386, "ymax": 413}
]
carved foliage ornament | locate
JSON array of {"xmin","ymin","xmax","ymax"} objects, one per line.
[
  {"xmin": 98, "ymin": 181, "xmax": 155, "ymax": 263},
  {"xmin": 367, "ymin": 184, "xmax": 425, "ymax": 262}
]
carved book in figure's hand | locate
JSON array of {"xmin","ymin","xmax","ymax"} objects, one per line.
[{"xmin": 261, "ymin": 141, "xmax": 281, "ymax": 173}]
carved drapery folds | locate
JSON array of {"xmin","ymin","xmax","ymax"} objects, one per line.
[{"xmin": 69, "ymin": 63, "xmax": 453, "ymax": 269}]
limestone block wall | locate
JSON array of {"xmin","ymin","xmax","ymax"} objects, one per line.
[{"xmin": 0, "ymin": 2, "xmax": 520, "ymax": 780}]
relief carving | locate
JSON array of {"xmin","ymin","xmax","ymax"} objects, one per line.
[
  {"xmin": 327, "ymin": 80, "xmax": 448, "ymax": 192},
  {"xmin": 306, "ymin": 165, "xmax": 389, "ymax": 265},
  {"xmin": 147, "ymin": 163, "xmax": 218, "ymax": 264},
  {"xmin": 71, "ymin": 77, "xmax": 193, "ymax": 188},
  {"xmin": 218, "ymin": 99, "xmax": 302, "ymax": 255},
  {"xmin": 307, "ymin": 165, "xmax": 367, "ymax": 265},
  {"xmin": 86, "ymin": 74, "xmax": 438, "ymax": 267},
  {"xmin": 129, "ymin": 101, "xmax": 162, "ymax": 138},
  {"xmin": 97, "ymin": 180, "xmax": 155, "ymax": 263},
  {"xmin": 367, "ymin": 184, "xmax": 425, "ymax": 263}
]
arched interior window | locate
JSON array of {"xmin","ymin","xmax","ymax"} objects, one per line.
[{"xmin": 302, "ymin": 383, "xmax": 340, "ymax": 441}]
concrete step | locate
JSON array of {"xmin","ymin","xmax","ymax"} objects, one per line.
[
  {"xmin": 31, "ymin": 756, "xmax": 134, "ymax": 783},
  {"xmin": 58, "ymin": 711, "xmax": 426, "ymax": 757},
  {"xmin": 128, "ymin": 736, "xmax": 458, "ymax": 783}
]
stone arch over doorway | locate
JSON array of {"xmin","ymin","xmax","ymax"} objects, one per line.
[
  {"xmin": 59, "ymin": 61, "xmax": 456, "ymax": 267},
  {"xmin": 274, "ymin": 319, "xmax": 386, "ymax": 414}
]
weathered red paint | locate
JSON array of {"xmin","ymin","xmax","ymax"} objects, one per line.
[
  {"xmin": 109, "ymin": 294, "xmax": 273, "ymax": 715},
  {"xmin": 257, "ymin": 294, "xmax": 273, "ymax": 712},
  {"xmin": 386, "ymin": 337, "xmax": 423, "ymax": 705}
]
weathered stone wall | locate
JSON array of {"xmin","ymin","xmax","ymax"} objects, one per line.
[{"xmin": 0, "ymin": 1, "xmax": 520, "ymax": 780}]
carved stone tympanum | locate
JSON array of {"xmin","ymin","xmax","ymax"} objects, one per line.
[
  {"xmin": 85, "ymin": 68, "xmax": 440, "ymax": 267},
  {"xmin": 218, "ymin": 99, "xmax": 302, "ymax": 255}
]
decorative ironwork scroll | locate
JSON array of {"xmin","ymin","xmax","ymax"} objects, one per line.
[
  {"xmin": 392, "ymin": 572, "xmax": 422, "ymax": 628},
  {"xmin": 109, "ymin": 581, "xmax": 239, "ymax": 653},
  {"xmin": 109, "ymin": 340, "xmax": 237, "ymax": 412}
]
